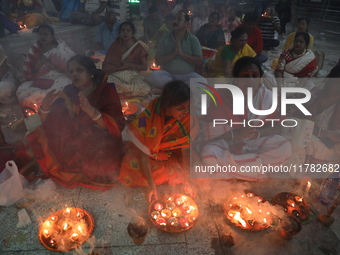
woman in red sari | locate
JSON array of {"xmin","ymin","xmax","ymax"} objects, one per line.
[
  {"xmin": 102, "ymin": 21, "xmax": 150, "ymax": 96},
  {"xmin": 18, "ymin": 55, "xmax": 125, "ymax": 190},
  {"xmin": 119, "ymin": 80, "xmax": 199, "ymax": 201}
]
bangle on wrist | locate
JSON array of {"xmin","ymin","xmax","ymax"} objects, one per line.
[
  {"xmin": 39, "ymin": 106, "xmax": 51, "ymax": 114},
  {"xmin": 92, "ymin": 110, "xmax": 102, "ymax": 121},
  {"xmin": 91, "ymin": 108, "xmax": 97, "ymax": 118}
]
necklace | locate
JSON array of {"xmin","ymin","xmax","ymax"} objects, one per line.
[{"xmin": 292, "ymin": 49, "xmax": 306, "ymax": 58}]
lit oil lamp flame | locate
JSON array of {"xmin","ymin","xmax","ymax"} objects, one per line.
[
  {"xmin": 45, "ymin": 220, "xmax": 51, "ymax": 227},
  {"xmin": 78, "ymin": 225, "xmax": 83, "ymax": 233},
  {"xmin": 233, "ymin": 212, "xmax": 247, "ymax": 228},
  {"xmin": 51, "ymin": 216, "xmax": 58, "ymax": 222},
  {"xmin": 64, "ymin": 208, "xmax": 71, "ymax": 217},
  {"xmin": 43, "ymin": 229, "xmax": 50, "ymax": 238},
  {"xmin": 50, "ymin": 240, "xmax": 56, "ymax": 246},
  {"xmin": 70, "ymin": 233, "xmax": 78, "ymax": 242},
  {"xmin": 63, "ymin": 223, "xmax": 69, "ymax": 230},
  {"xmin": 263, "ymin": 218, "xmax": 267, "ymax": 223},
  {"xmin": 295, "ymin": 196, "xmax": 303, "ymax": 202},
  {"xmin": 245, "ymin": 207, "xmax": 252, "ymax": 214},
  {"xmin": 287, "ymin": 199, "xmax": 295, "ymax": 207}
]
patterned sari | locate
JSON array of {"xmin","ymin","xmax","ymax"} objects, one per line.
[
  {"xmin": 103, "ymin": 37, "xmax": 151, "ymax": 96},
  {"xmin": 18, "ymin": 74, "xmax": 125, "ymax": 190},
  {"xmin": 119, "ymin": 98, "xmax": 199, "ymax": 187}
]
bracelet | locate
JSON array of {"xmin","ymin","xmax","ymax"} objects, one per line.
[
  {"xmin": 230, "ymin": 129, "xmax": 234, "ymax": 141},
  {"xmin": 92, "ymin": 110, "xmax": 102, "ymax": 121},
  {"xmin": 254, "ymin": 130, "xmax": 261, "ymax": 139},
  {"xmin": 91, "ymin": 108, "xmax": 97, "ymax": 119},
  {"xmin": 318, "ymin": 128, "xmax": 322, "ymax": 137},
  {"xmin": 39, "ymin": 106, "xmax": 51, "ymax": 114}
]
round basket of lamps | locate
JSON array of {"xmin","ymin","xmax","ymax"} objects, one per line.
[
  {"xmin": 38, "ymin": 207, "xmax": 94, "ymax": 252},
  {"xmin": 272, "ymin": 192, "xmax": 310, "ymax": 220},
  {"xmin": 148, "ymin": 193, "xmax": 199, "ymax": 232}
]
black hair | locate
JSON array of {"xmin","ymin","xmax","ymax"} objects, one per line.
[
  {"xmin": 209, "ymin": 11, "xmax": 220, "ymax": 21},
  {"xmin": 36, "ymin": 24, "xmax": 55, "ymax": 36},
  {"xmin": 297, "ymin": 17, "xmax": 309, "ymax": 25},
  {"xmin": 178, "ymin": 10, "xmax": 190, "ymax": 22},
  {"xmin": 294, "ymin": 31, "xmax": 310, "ymax": 48},
  {"xmin": 119, "ymin": 21, "xmax": 136, "ymax": 35},
  {"xmin": 149, "ymin": 5, "xmax": 158, "ymax": 14},
  {"xmin": 232, "ymin": 56, "xmax": 263, "ymax": 77},
  {"xmin": 160, "ymin": 80, "xmax": 190, "ymax": 109},
  {"xmin": 67, "ymin": 55, "xmax": 104, "ymax": 85},
  {"xmin": 243, "ymin": 12, "xmax": 258, "ymax": 23},
  {"xmin": 327, "ymin": 65, "xmax": 340, "ymax": 78},
  {"xmin": 165, "ymin": 13, "xmax": 175, "ymax": 21},
  {"xmin": 230, "ymin": 26, "xmax": 247, "ymax": 40}
]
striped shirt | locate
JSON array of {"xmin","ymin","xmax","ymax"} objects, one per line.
[{"xmin": 258, "ymin": 16, "xmax": 280, "ymax": 40}]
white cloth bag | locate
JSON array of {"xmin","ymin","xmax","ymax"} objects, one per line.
[{"xmin": 0, "ymin": 161, "xmax": 28, "ymax": 206}]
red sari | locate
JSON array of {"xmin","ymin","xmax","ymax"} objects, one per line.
[
  {"xmin": 119, "ymin": 98, "xmax": 199, "ymax": 187},
  {"xmin": 21, "ymin": 74, "xmax": 125, "ymax": 190}
]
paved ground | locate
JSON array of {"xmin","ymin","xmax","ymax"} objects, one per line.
[{"xmin": 1, "ymin": 21, "xmax": 340, "ymax": 255}]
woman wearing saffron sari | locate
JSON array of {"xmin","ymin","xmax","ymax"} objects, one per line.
[
  {"xmin": 16, "ymin": 25, "xmax": 75, "ymax": 109},
  {"xmin": 201, "ymin": 57, "xmax": 291, "ymax": 179},
  {"xmin": 102, "ymin": 21, "xmax": 151, "ymax": 96},
  {"xmin": 18, "ymin": 55, "xmax": 125, "ymax": 190},
  {"xmin": 264, "ymin": 32, "xmax": 317, "ymax": 89},
  {"xmin": 119, "ymin": 80, "xmax": 199, "ymax": 201},
  {"xmin": 207, "ymin": 27, "xmax": 256, "ymax": 78},
  {"xmin": 195, "ymin": 12, "xmax": 225, "ymax": 50}
]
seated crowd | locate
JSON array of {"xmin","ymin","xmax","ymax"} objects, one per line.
[{"xmin": 1, "ymin": 0, "xmax": 339, "ymax": 199}]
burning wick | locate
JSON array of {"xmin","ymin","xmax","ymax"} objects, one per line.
[
  {"xmin": 233, "ymin": 212, "xmax": 247, "ymax": 228},
  {"xmin": 169, "ymin": 217, "xmax": 179, "ymax": 226},
  {"xmin": 179, "ymin": 218, "xmax": 190, "ymax": 228},
  {"xmin": 50, "ymin": 240, "xmax": 56, "ymax": 247},
  {"xmin": 287, "ymin": 199, "xmax": 295, "ymax": 208},
  {"xmin": 78, "ymin": 225, "xmax": 83, "ymax": 235},
  {"xmin": 63, "ymin": 222, "xmax": 70, "ymax": 231},
  {"xmin": 50, "ymin": 216, "xmax": 58, "ymax": 222},
  {"xmin": 43, "ymin": 229, "xmax": 50, "ymax": 238},
  {"xmin": 172, "ymin": 208, "xmax": 182, "ymax": 217},
  {"xmin": 154, "ymin": 203, "xmax": 163, "ymax": 211},
  {"xmin": 175, "ymin": 197, "xmax": 185, "ymax": 205},
  {"xmin": 305, "ymin": 181, "xmax": 311, "ymax": 197},
  {"xmin": 44, "ymin": 220, "xmax": 51, "ymax": 228},
  {"xmin": 151, "ymin": 211, "xmax": 160, "ymax": 220},
  {"xmin": 186, "ymin": 205, "xmax": 196, "ymax": 214},
  {"xmin": 156, "ymin": 218, "xmax": 167, "ymax": 226},
  {"xmin": 76, "ymin": 211, "xmax": 84, "ymax": 219},
  {"xmin": 70, "ymin": 233, "xmax": 78, "ymax": 242},
  {"xmin": 295, "ymin": 196, "xmax": 303, "ymax": 202},
  {"xmin": 161, "ymin": 209, "xmax": 172, "ymax": 218},
  {"xmin": 63, "ymin": 208, "xmax": 71, "ymax": 217}
]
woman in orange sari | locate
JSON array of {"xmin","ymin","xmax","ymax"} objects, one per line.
[
  {"xmin": 119, "ymin": 80, "xmax": 199, "ymax": 201},
  {"xmin": 17, "ymin": 55, "xmax": 125, "ymax": 190}
]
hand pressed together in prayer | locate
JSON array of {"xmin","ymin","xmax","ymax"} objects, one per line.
[
  {"xmin": 175, "ymin": 37, "xmax": 184, "ymax": 57},
  {"xmin": 41, "ymin": 89, "xmax": 61, "ymax": 111},
  {"xmin": 78, "ymin": 91, "xmax": 95, "ymax": 117}
]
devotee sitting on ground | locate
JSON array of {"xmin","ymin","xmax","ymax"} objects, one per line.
[
  {"xmin": 207, "ymin": 27, "xmax": 256, "ymax": 78},
  {"xmin": 264, "ymin": 32, "xmax": 317, "ymax": 89},
  {"xmin": 191, "ymin": 5, "xmax": 208, "ymax": 35},
  {"xmin": 240, "ymin": 12, "xmax": 267, "ymax": 64},
  {"xmin": 201, "ymin": 57, "xmax": 291, "ymax": 179},
  {"xmin": 148, "ymin": 13, "xmax": 174, "ymax": 65},
  {"xmin": 119, "ymin": 80, "xmax": 199, "ymax": 201},
  {"xmin": 195, "ymin": 11, "xmax": 225, "ymax": 50},
  {"xmin": 283, "ymin": 17, "xmax": 314, "ymax": 51},
  {"xmin": 16, "ymin": 24, "xmax": 75, "ymax": 109},
  {"xmin": 147, "ymin": 11, "xmax": 204, "ymax": 94},
  {"xmin": 0, "ymin": 47, "xmax": 18, "ymax": 104},
  {"xmin": 16, "ymin": 55, "xmax": 125, "ymax": 190},
  {"xmin": 294, "ymin": 65, "xmax": 340, "ymax": 164},
  {"xmin": 142, "ymin": 5, "xmax": 163, "ymax": 44},
  {"xmin": 150, "ymin": 13, "xmax": 175, "ymax": 49},
  {"xmin": 70, "ymin": 0, "xmax": 107, "ymax": 26},
  {"xmin": 102, "ymin": 21, "xmax": 151, "ymax": 96},
  {"xmin": 90, "ymin": 11, "xmax": 120, "ymax": 58},
  {"xmin": 219, "ymin": 7, "xmax": 241, "ymax": 44},
  {"xmin": 258, "ymin": 7, "xmax": 281, "ymax": 50}
]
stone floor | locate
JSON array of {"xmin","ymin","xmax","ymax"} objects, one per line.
[{"xmin": 1, "ymin": 20, "xmax": 340, "ymax": 255}]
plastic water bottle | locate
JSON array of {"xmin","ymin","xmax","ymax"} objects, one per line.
[{"xmin": 318, "ymin": 174, "xmax": 340, "ymax": 205}]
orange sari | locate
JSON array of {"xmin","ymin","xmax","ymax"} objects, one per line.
[{"xmin": 119, "ymin": 98, "xmax": 199, "ymax": 187}]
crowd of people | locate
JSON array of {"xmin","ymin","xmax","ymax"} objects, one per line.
[{"xmin": 0, "ymin": 0, "xmax": 339, "ymax": 200}]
